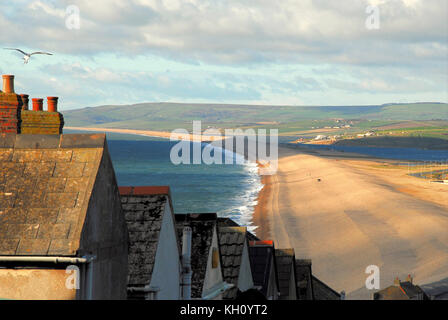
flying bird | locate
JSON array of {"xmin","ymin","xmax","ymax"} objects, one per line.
[{"xmin": 3, "ymin": 48, "xmax": 53, "ymax": 64}]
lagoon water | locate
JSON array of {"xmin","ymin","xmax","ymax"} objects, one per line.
[{"xmin": 300, "ymin": 143, "xmax": 448, "ymax": 161}]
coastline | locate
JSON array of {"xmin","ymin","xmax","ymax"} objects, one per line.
[{"xmin": 252, "ymin": 173, "xmax": 272, "ymax": 240}]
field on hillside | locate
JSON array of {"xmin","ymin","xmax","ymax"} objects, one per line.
[{"xmin": 63, "ymin": 102, "xmax": 448, "ymax": 140}]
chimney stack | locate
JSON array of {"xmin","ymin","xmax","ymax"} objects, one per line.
[
  {"xmin": 406, "ymin": 274, "xmax": 413, "ymax": 284},
  {"xmin": 394, "ymin": 277, "xmax": 400, "ymax": 287},
  {"xmin": 47, "ymin": 97, "xmax": 58, "ymax": 112},
  {"xmin": 32, "ymin": 98, "xmax": 43, "ymax": 111},
  {"xmin": 20, "ymin": 94, "xmax": 29, "ymax": 110},
  {"xmin": 2, "ymin": 75, "xmax": 15, "ymax": 93}
]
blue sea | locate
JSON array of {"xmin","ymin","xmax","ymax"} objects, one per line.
[{"xmin": 106, "ymin": 137, "xmax": 263, "ymax": 232}]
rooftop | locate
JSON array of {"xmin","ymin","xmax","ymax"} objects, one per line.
[
  {"xmin": 0, "ymin": 133, "xmax": 106, "ymax": 256},
  {"xmin": 218, "ymin": 226, "xmax": 248, "ymax": 299},
  {"xmin": 120, "ymin": 186, "xmax": 173, "ymax": 289},
  {"xmin": 275, "ymin": 248, "xmax": 296, "ymax": 300},
  {"xmin": 175, "ymin": 213, "xmax": 218, "ymax": 298}
]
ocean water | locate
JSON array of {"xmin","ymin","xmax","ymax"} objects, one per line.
[{"xmin": 107, "ymin": 138, "xmax": 263, "ymax": 232}]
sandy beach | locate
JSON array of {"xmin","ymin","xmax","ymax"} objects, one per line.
[{"xmin": 254, "ymin": 146, "xmax": 448, "ymax": 299}]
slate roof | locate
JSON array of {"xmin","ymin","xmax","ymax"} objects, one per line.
[
  {"xmin": 119, "ymin": 186, "xmax": 173, "ymax": 289},
  {"xmin": 295, "ymin": 259, "xmax": 314, "ymax": 300},
  {"xmin": 218, "ymin": 226, "xmax": 248, "ymax": 299},
  {"xmin": 312, "ymin": 276, "xmax": 341, "ymax": 300},
  {"xmin": 420, "ymin": 277, "xmax": 448, "ymax": 300},
  {"xmin": 275, "ymin": 248, "xmax": 296, "ymax": 300},
  {"xmin": 217, "ymin": 217, "xmax": 259, "ymax": 241},
  {"xmin": 0, "ymin": 133, "xmax": 106, "ymax": 256},
  {"xmin": 374, "ymin": 281, "xmax": 427, "ymax": 300},
  {"xmin": 248, "ymin": 241, "xmax": 278, "ymax": 298},
  {"xmin": 175, "ymin": 213, "xmax": 218, "ymax": 298}
]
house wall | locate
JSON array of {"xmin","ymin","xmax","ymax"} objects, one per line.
[
  {"xmin": 0, "ymin": 269, "xmax": 76, "ymax": 300},
  {"xmin": 266, "ymin": 256, "xmax": 279, "ymax": 300},
  {"xmin": 202, "ymin": 226, "xmax": 224, "ymax": 299},
  {"xmin": 237, "ymin": 241, "xmax": 254, "ymax": 293},
  {"xmin": 149, "ymin": 201, "xmax": 181, "ymax": 299},
  {"xmin": 78, "ymin": 144, "xmax": 129, "ymax": 299},
  {"xmin": 288, "ymin": 264, "xmax": 297, "ymax": 300}
]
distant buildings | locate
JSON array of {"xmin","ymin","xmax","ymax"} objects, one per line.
[{"xmin": 373, "ymin": 276, "xmax": 428, "ymax": 300}]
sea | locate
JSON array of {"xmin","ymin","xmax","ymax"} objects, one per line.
[{"xmin": 106, "ymin": 135, "xmax": 263, "ymax": 233}]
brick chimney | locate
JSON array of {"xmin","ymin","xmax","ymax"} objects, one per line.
[
  {"xmin": 2, "ymin": 75, "xmax": 15, "ymax": 93},
  {"xmin": 0, "ymin": 74, "xmax": 21, "ymax": 133},
  {"xmin": 406, "ymin": 274, "xmax": 413, "ymax": 284},
  {"xmin": 20, "ymin": 94, "xmax": 29, "ymax": 110},
  {"xmin": 47, "ymin": 97, "xmax": 58, "ymax": 112},
  {"xmin": 32, "ymin": 98, "xmax": 43, "ymax": 111}
]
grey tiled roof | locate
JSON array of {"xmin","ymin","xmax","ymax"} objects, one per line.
[
  {"xmin": 312, "ymin": 276, "xmax": 341, "ymax": 300},
  {"xmin": 0, "ymin": 133, "xmax": 105, "ymax": 256},
  {"xmin": 249, "ymin": 243, "xmax": 277, "ymax": 297},
  {"xmin": 175, "ymin": 213, "xmax": 217, "ymax": 299},
  {"xmin": 217, "ymin": 217, "xmax": 259, "ymax": 241},
  {"xmin": 421, "ymin": 277, "xmax": 448, "ymax": 300},
  {"xmin": 218, "ymin": 226, "xmax": 247, "ymax": 299},
  {"xmin": 295, "ymin": 259, "xmax": 314, "ymax": 300},
  {"xmin": 121, "ymin": 192, "xmax": 168, "ymax": 287},
  {"xmin": 275, "ymin": 248, "xmax": 296, "ymax": 300}
]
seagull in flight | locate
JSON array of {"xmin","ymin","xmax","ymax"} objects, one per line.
[{"xmin": 3, "ymin": 48, "xmax": 53, "ymax": 64}]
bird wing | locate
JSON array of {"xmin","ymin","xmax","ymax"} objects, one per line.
[
  {"xmin": 3, "ymin": 48, "xmax": 28, "ymax": 55},
  {"xmin": 30, "ymin": 51, "xmax": 53, "ymax": 56}
]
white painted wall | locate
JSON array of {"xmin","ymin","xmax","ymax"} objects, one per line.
[
  {"xmin": 202, "ymin": 226, "xmax": 224, "ymax": 299},
  {"xmin": 149, "ymin": 201, "xmax": 181, "ymax": 300},
  {"xmin": 288, "ymin": 263, "xmax": 297, "ymax": 300},
  {"xmin": 266, "ymin": 255, "xmax": 279, "ymax": 300},
  {"xmin": 237, "ymin": 241, "xmax": 254, "ymax": 293}
]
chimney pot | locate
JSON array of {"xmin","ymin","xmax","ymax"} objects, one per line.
[
  {"xmin": 2, "ymin": 75, "xmax": 15, "ymax": 93},
  {"xmin": 20, "ymin": 94, "xmax": 29, "ymax": 110},
  {"xmin": 47, "ymin": 96, "xmax": 59, "ymax": 112},
  {"xmin": 32, "ymin": 98, "xmax": 43, "ymax": 111}
]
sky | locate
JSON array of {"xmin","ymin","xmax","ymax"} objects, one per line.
[{"xmin": 0, "ymin": 0, "xmax": 447, "ymax": 110}]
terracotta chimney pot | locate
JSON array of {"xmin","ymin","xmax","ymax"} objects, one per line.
[
  {"xmin": 47, "ymin": 96, "xmax": 59, "ymax": 112},
  {"xmin": 20, "ymin": 94, "xmax": 29, "ymax": 110},
  {"xmin": 2, "ymin": 75, "xmax": 15, "ymax": 93},
  {"xmin": 32, "ymin": 98, "xmax": 43, "ymax": 111}
]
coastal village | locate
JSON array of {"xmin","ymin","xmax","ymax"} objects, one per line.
[
  {"xmin": 1, "ymin": 74, "xmax": 447, "ymax": 300},
  {"xmin": 0, "ymin": 74, "xmax": 341, "ymax": 300}
]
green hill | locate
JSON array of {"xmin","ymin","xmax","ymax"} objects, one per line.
[{"xmin": 63, "ymin": 102, "xmax": 448, "ymax": 134}]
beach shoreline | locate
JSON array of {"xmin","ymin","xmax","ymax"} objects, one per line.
[{"xmin": 253, "ymin": 145, "xmax": 448, "ymax": 299}]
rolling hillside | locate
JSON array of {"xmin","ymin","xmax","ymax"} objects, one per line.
[{"xmin": 63, "ymin": 102, "xmax": 448, "ymax": 135}]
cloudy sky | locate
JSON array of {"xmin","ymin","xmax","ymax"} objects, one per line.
[{"xmin": 0, "ymin": 0, "xmax": 446, "ymax": 110}]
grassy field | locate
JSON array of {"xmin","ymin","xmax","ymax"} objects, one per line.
[{"xmin": 63, "ymin": 102, "xmax": 448, "ymax": 140}]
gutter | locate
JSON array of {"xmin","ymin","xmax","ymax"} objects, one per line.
[
  {"xmin": 202, "ymin": 282, "xmax": 234, "ymax": 300},
  {"xmin": 0, "ymin": 256, "xmax": 94, "ymax": 264}
]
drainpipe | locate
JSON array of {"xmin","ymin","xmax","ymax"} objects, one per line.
[
  {"xmin": 0, "ymin": 256, "xmax": 89, "ymax": 264},
  {"xmin": 182, "ymin": 226, "xmax": 192, "ymax": 300},
  {"xmin": 202, "ymin": 282, "xmax": 234, "ymax": 300}
]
